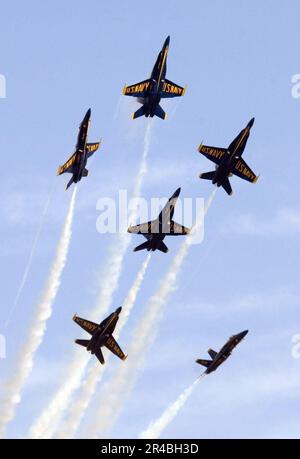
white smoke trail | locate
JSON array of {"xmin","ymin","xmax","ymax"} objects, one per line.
[
  {"xmin": 86, "ymin": 190, "xmax": 216, "ymax": 438},
  {"xmin": 140, "ymin": 376, "xmax": 205, "ymax": 439},
  {"xmin": 57, "ymin": 253, "xmax": 152, "ymax": 439},
  {"xmin": 29, "ymin": 122, "xmax": 152, "ymax": 439},
  {"xmin": 0, "ymin": 187, "xmax": 77, "ymax": 438},
  {"xmin": 5, "ymin": 185, "xmax": 55, "ymax": 328}
]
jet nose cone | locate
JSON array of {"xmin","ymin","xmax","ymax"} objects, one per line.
[
  {"xmin": 85, "ymin": 108, "xmax": 91, "ymax": 119},
  {"xmin": 164, "ymin": 36, "xmax": 170, "ymax": 47},
  {"xmin": 247, "ymin": 118, "xmax": 255, "ymax": 129},
  {"xmin": 172, "ymin": 187, "xmax": 181, "ymax": 198},
  {"xmin": 115, "ymin": 306, "xmax": 122, "ymax": 315},
  {"xmin": 239, "ymin": 330, "xmax": 249, "ymax": 339}
]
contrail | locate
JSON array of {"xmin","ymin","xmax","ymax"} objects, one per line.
[
  {"xmin": 140, "ymin": 376, "xmax": 206, "ymax": 439},
  {"xmin": 0, "ymin": 187, "xmax": 77, "ymax": 438},
  {"xmin": 29, "ymin": 122, "xmax": 152, "ymax": 439},
  {"xmin": 57, "ymin": 254, "xmax": 152, "ymax": 439},
  {"xmin": 86, "ymin": 190, "xmax": 216, "ymax": 438},
  {"xmin": 5, "ymin": 184, "xmax": 55, "ymax": 328}
]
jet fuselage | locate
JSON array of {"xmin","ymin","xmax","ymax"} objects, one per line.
[
  {"xmin": 141, "ymin": 36, "xmax": 169, "ymax": 117},
  {"xmin": 212, "ymin": 118, "xmax": 255, "ymax": 188},
  {"xmin": 86, "ymin": 306, "xmax": 121, "ymax": 354},
  {"xmin": 72, "ymin": 108, "xmax": 91, "ymax": 183},
  {"xmin": 205, "ymin": 330, "xmax": 248, "ymax": 374}
]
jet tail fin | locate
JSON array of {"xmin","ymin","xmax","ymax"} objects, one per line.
[
  {"xmin": 222, "ymin": 178, "xmax": 233, "ymax": 196},
  {"xmin": 133, "ymin": 241, "xmax": 151, "ymax": 252},
  {"xmin": 95, "ymin": 349, "xmax": 105, "ymax": 365},
  {"xmin": 196, "ymin": 359, "xmax": 211, "ymax": 368},
  {"xmin": 199, "ymin": 171, "xmax": 215, "ymax": 181},
  {"xmin": 66, "ymin": 176, "xmax": 74, "ymax": 190},
  {"xmin": 133, "ymin": 105, "xmax": 147, "ymax": 119},
  {"xmin": 75, "ymin": 339, "xmax": 90, "ymax": 348},
  {"xmin": 154, "ymin": 104, "xmax": 167, "ymax": 120},
  {"xmin": 208, "ymin": 348, "xmax": 218, "ymax": 359}
]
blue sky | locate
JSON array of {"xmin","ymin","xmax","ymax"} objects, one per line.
[{"xmin": 0, "ymin": 0, "xmax": 300, "ymax": 439}]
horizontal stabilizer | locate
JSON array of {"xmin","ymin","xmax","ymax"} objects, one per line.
[
  {"xmin": 157, "ymin": 241, "xmax": 168, "ymax": 253},
  {"xmin": 222, "ymin": 178, "xmax": 233, "ymax": 196},
  {"xmin": 154, "ymin": 104, "xmax": 167, "ymax": 120},
  {"xmin": 66, "ymin": 176, "xmax": 74, "ymax": 191},
  {"xmin": 208, "ymin": 348, "xmax": 218, "ymax": 359},
  {"xmin": 133, "ymin": 105, "xmax": 147, "ymax": 119},
  {"xmin": 75, "ymin": 339, "xmax": 90, "ymax": 348},
  {"xmin": 95, "ymin": 349, "xmax": 105, "ymax": 365},
  {"xmin": 133, "ymin": 241, "xmax": 151, "ymax": 252},
  {"xmin": 196, "ymin": 359, "xmax": 211, "ymax": 368},
  {"xmin": 199, "ymin": 171, "xmax": 215, "ymax": 181}
]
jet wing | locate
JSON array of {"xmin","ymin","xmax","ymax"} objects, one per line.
[
  {"xmin": 123, "ymin": 79, "xmax": 151, "ymax": 97},
  {"xmin": 232, "ymin": 157, "xmax": 259, "ymax": 183},
  {"xmin": 105, "ymin": 335, "xmax": 127, "ymax": 361},
  {"xmin": 161, "ymin": 79, "xmax": 186, "ymax": 98},
  {"xmin": 86, "ymin": 142, "xmax": 100, "ymax": 159},
  {"xmin": 57, "ymin": 152, "xmax": 77, "ymax": 175},
  {"xmin": 198, "ymin": 144, "xmax": 228, "ymax": 165},
  {"xmin": 128, "ymin": 221, "xmax": 155, "ymax": 235},
  {"xmin": 73, "ymin": 315, "xmax": 99, "ymax": 335},
  {"xmin": 167, "ymin": 221, "xmax": 190, "ymax": 236}
]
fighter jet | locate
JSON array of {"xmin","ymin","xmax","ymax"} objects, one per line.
[
  {"xmin": 73, "ymin": 307, "xmax": 127, "ymax": 365},
  {"xmin": 128, "ymin": 187, "xmax": 190, "ymax": 253},
  {"xmin": 196, "ymin": 330, "xmax": 248, "ymax": 375},
  {"xmin": 123, "ymin": 36, "xmax": 186, "ymax": 120},
  {"xmin": 198, "ymin": 118, "xmax": 259, "ymax": 195},
  {"xmin": 57, "ymin": 108, "xmax": 101, "ymax": 190}
]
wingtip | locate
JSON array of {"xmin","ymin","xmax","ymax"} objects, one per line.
[
  {"xmin": 198, "ymin": 141, "xmax": 204, "ymax": 152},
  {"xmin": 254, "ymin": 174, "xmax": 260, "ymax": 184},
  {"xmin": 72, "ymin": 314, "xmax": 77, "ymax": 321},
  {"xmin": 182, "ymin": 85, "xmax": 187, "ymax": 96},
  {"xmin": 123, "ymin": 84, "xmax": 127, "ymax": 95},
  {"xmin": 123, "ymin": 354, "xmax": 128, "ymax": 361}
]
